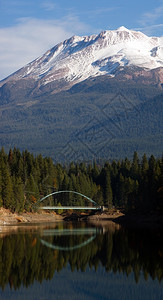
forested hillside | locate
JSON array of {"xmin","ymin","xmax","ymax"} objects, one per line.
[
  {"xmin": 0, "ymin": 76, "xmax": 162, "ymax": 161},
  {"xmin": 0, "ymin": 148, "xmax": 162, "ymax": 213}
]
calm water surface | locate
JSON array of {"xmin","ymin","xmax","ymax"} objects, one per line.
[{"xmin": 0, "ymin": 221, "xmax": 162, "ymax": 300}]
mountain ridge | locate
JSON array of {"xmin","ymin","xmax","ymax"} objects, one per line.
[
  {"xmin": 0, "ymin": 75, "xmax": 162, "ymax": 161},
  {"xmin": 0, "ymin": 27, "xmax": 163, "ymax": 94}
]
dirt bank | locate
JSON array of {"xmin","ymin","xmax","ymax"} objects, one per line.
[
  {"xmin": 87, "ymin": 210, "xmax": 124, "ymax": 221},
  {"xmin": 63, "ymin": 210, "xmax": 163, "ymax": 229},
  {"xmin": 0, "ymin": 208, "xmax": 123, "ymax": 225},
  {"xmin": 0, "ymin": 208, "xmax": 163, "ymax": 229},
  {"xmin": 0, "ymin": 208, "xmax": 63, "ymax": 225}
]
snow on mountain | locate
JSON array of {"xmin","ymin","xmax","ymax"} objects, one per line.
[{"xmin": 1, "ymin": 27, "xmax": 163, "ymax": 88}]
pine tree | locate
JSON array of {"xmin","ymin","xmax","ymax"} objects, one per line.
[
  {"xmin": 141, "ymin": 153, "xmax": 149, "ymax": 174},
  {"xmin": 8, "ymin": 148, "xmax": 13, "ymax": 166},
  {"xmin": 61, "ymin": 175, "xmax": 70, "ymax": 205},
  {"xmin": 93, "ymin": 185, "xmax": 104, "ymax": 206},
  {"xmin": 91, "ymin": 161, "xmax": 99, "ymax": 182},
  {"xmin": 139, "ymin": 153, "xmax": 149, "ymax": 209},
  {"xmin": 104, "ymin": 170, "xmax": 113, "ymax": 208},
  {"xmin": 68, "ymin": 180, "xmax": 74, "ymax": 206},
  {"xmin": 117, "ymin": 173, "xmax": 125, "ymax": 208},
  {"xmin": 131, "ymin": 151, "xmax": 139, "ymax": 180},
  {"xmin": 12, "ymin": 176, "xmax": 24, "ymax": 212},
  {"xmin": 25, "ymin": 174, "xmax": 39, "ymax": 211},
  {"xmin": 0, "ymin": 170, "xmax": 2, "ymax": 207},
  {"xmin": 148, "ymin": 155, "xmax": 157, "ymax": 209},
  {"xmin": 1, "ymin": 161, "xmax": 14, "ymax": 210}
]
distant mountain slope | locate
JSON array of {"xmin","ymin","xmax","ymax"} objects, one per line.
[{"xmin": 0, "ymin": 75, "xmax": 162, "ymax": 161}]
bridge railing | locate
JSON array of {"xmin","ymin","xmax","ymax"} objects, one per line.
[{"xmin": 34, "ymin": 190, "xmax": 101, "ymax": 210}]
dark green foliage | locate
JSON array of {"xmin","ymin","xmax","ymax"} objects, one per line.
[
  {"xmin": 0, "ymin": 160, "xmax": 14, "ymax": 210},
  {"xmin": 0, "ymin": 147, "xmax": 162, "ymax": 212},
  {"xmin": 0, "ymin": 77, "xmax": 162, "ymax": 161},
  {"xmin": 12, "ymin": 176, "xmax": 24, "ymax": 212},
  {"xmin": 0, "ymin": 170, "xmax": 2, "ymax": 207}
]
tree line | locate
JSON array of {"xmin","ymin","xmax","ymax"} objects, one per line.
[{"xmin": 0, "ymin": 147, "xmax": 162, "ymax": 213}]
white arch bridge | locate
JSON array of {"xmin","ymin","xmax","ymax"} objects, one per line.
[{"xmin": 35, "ymin": 190, "xmax": 101, "ymax": 211}]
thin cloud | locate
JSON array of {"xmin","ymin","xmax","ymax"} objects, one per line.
[
  {"xmin": 41, "ymin": 1, "xmax": 56, "ymax": 11},
  {"xmin": 0, "ymin": 0, "xmax": 31, "ymax": 15},
  {"xmin": 87, "ymin": 7, "xmax": 119, "ymax": 16},
  {"xmin": 0, "ymin": 17, "xmax": 91, "ymax": 80},
  {"xmin": 134, "ymin": 23, "xmax": 163, "ymax": 37},
  {"xmin": 139, "ymin": 5, "xmax": 163, "ymax": 26},
  {"xmin": 74, "ymin": 6, "xmax": 119, "ymax": 18}
]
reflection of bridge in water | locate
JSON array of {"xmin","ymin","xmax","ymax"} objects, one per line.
[
  {"xmin": 40, "ymin": 227, "xmax": 100, "ymax": 251},
  {"xmin": 36, "ymin": 190, "xmax": 101, "ymax": 211}
]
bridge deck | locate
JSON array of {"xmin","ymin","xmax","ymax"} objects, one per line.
[{"xmin": 39, "ymin": 206, "xmax": 101, "ymax": 210}]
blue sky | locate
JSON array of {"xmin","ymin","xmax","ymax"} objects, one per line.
[{"xmin": 0, "ymin": 0, "xmax": 163, "ymax": 80}]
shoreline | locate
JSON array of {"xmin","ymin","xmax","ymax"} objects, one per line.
[
  {"xmin": 0, "ymin": 208, "xmax": 63, "ymax": 225},
  {"xmin": 0, "ymin": 208, "xmax": 163, "ymax": 229}
]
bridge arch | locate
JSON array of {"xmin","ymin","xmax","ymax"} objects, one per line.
[
  {"xmin": 35, "ymin": 190, "xmax": 100, "ymax": 208},
  {"xmin": 40, "ymin": 227, "xmax": 100, "ymax": 251},
  {"xmin": 40, "ymin": 236, "xmax": 96, "ymax": 251}
]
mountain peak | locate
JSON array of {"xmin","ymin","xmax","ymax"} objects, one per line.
[
  {"xmin": 0, "ymin": 27, "xmax": 162, "ymax": 90},
  {"xmin": 117, "ymin": 26, "xmax": 130, "ymax": 31}
]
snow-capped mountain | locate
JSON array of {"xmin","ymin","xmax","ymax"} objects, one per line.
[
  {"xmin": 0, "ymin": 26, "xmax": 163, "ymax": 92},
  {"xmin": 0, "ymin": 27, "xmax": 162, "ymax": 161}
]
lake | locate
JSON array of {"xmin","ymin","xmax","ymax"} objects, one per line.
[{"xmin": 0, "ymin": 221, "xmax": 162, "ymax": 300}]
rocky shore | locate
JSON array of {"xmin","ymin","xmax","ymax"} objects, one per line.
[
  {"xmin": 0, "ymin": 207, "xmax": 163, "ymax": 229},
  {"xmin": 0, "ymin": 208, "xmax": 124, "ymax": 225},
  {"xmin": 0, "ymin": 208, "xmax": 63, "ymax": 225}
]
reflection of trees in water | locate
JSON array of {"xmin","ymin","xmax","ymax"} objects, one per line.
[{"xmin": 0, "ymin": 226, "xmax": 162, "ymax": 290}]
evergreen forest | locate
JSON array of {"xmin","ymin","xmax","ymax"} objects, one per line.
[{"xmin": 0, "ymin": 147, "xmax": 162, "ymax": 213}]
